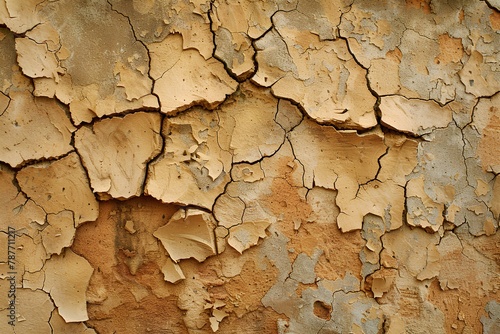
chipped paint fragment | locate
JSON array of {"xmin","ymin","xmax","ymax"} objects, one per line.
[
  {"xmin": 43, "ymin": 249, "xmax": 93, "ymax": 322},
  {"xmin": 75, "ymin": 112, "xmax": 162, "ymax": 199},
  {"xmin": 16, "ymin": 152, "xmax": 99, "ymax": 226},
  {"xmin": 154, "ymin": 208, "xmax": 217, "ymax": 262},
  {"xmin": 145, "ymin": 107, "xmax": 232, "ymax": 209},
  {"xmin": 0, "ymin": 91, "xmax": 75, "ymax": 168},
  {"xmin": 150, "ymin": 33, "xmax": 237, "ymax": 114},
  {"xmin": 380, "ymin": 95, "xmax": 453, "ymax": 136},
  {"xmin": 161, "ymin": 257, "xmax": 185, "ymax": 284}
]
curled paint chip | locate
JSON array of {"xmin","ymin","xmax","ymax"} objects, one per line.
[
  {"xmin": 154, "ymin": 208, "xmax": 217, "ymax": 262},
  {"xmin": 161, "ymin": 257, "xmax": 185, "ymax": 284},
  {"xmin": 380, "ymin": 96, "xmax": 452, "ymax": 136}
]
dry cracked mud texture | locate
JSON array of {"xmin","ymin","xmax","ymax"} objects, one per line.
[{"xmin": 0, "ymin": 0, "xmax": 499, "ymax": 333}]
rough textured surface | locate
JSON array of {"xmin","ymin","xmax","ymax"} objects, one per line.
[
  {"xmin": 0, "ymin": 0, "xmax": 499, "ymax": 333},
  {"xmin": 253, "ymin": 6, "xmax": 378, "ymax": 129},
  {"xmin": 145, "ymin": 106, "xmax": 232, "ymax": 209}
]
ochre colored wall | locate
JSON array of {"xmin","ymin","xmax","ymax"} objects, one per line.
[{"xmin": 0, "ymin": 0, "xmax": 499, "ymax": 333}]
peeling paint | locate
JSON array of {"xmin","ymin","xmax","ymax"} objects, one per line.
[{"xmin": 0, "ymin": 0, "xmax": 498, "ymax": 332}]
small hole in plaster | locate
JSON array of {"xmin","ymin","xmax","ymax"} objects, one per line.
[{"xmin": 313, "ymin": 300, "xmax": 332, "ymax": 321}]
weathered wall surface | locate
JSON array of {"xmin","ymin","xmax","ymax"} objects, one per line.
[{"xmin": 0, "ymin": 0, "xmax": 499, "ymax": 333}]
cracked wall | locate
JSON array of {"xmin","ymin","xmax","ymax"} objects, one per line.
[{"xmin": 0, "ymin": 0, "xmax": 499, "ymax": 333}]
